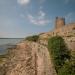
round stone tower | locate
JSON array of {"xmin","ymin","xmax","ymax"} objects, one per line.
[{"xmin": 55, "ymin": 17, "xmax": 65, "ymax": 29}]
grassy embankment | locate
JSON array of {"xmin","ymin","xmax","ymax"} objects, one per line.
[{"xmin": 48, "ymin": 36, "xmax": 75, "ymax": 75}]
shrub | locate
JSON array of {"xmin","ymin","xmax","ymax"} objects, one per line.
[
  {"xmin": 48, "ymin": 36, "xmax": 70, "ymax": 72},
  {"xmin": 0, "ymin": 54, "xmax": 7, "ymax": 64},
  {"xmin": 58, "ymin": 60, "xmax": 75, "ymax": 75},
  {"xmin": 25, "ymin": 35, "xmax": 39, "ymax": 42}
]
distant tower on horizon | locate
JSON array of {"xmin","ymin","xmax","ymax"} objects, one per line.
[{"xmin": 55, "ymin": 17, "xmax": 65, "ymax": 29}]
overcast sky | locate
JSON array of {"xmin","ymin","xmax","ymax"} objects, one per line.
[{"xmin": 0, "ymin": 0, "xmax": 75, "ymax": 38}]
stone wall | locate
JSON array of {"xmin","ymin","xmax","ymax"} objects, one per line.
[
  {"xmin": 55, "ymin": 17, "xmax": 65, "ymax": 29},
  {"xmin": 39, "ymin": 23, "xmax": 75, "ymax": 49}
]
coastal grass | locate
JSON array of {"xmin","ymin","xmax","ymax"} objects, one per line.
[
  {"xmin": 25, "ymin": 35, "xmax": 39, "ymax": 42},
  {"xmin": 48, "ymin": 36, "xmax": 75, "ymax": 75},
  {"xmin": 0, "ymin": 54, "xmax": 7, "ymax": 64},
  {"xmin": 0, "ymin": 55, "xmax": 5, "ymax": 63}
]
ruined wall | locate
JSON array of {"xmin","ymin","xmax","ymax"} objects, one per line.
[
  {"xmin": 39, "ymin": 23, "xmax": 75, "ymax": 49},
  {"xmin": 55, "ymin": 17, "xmax": 65, "ymax": 29}
]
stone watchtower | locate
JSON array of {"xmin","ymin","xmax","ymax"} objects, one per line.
[{"xmin": 55, "ymin": 17, "xmax": 65, "ymax": 29}]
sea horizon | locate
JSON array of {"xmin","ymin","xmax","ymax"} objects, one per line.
[{"xmin": 0, "ymin": 38, "xmax": 23, "ymax": 55}]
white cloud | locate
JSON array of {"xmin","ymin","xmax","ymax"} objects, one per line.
[
  {"xmin": 20, "ymin": 14, "xmax": 25, "ymax": 18},
  {"xmin": 64, "ymin": 0, "xmax": 70, "ymax": 4},
  {"xmin": 39, "ymin": 0, "xmax": 46, "ymax": 4},
  {"xmin": 17, "ymin": 0, "xmax": 30, "ymax": 5},
  {"xmin": 28, "ymin": 10, "xmax": 51, "ymax": 26},
  {"xmin": 38, "ymin": 10, "xmax": 46, "ymax": 19},
  {"xmin": 39, "ymin": 6, "xmax": 43, "ymax": 10}
]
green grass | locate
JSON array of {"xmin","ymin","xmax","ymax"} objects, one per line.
[
  {"xmin": 48, "ymin": 36, "xmax": 75, "ymax": 75},
  {"xmin": 25, "ymin": 35, "xmax": 39, "ymax": 42},
  {"xmin": 0, "ymin": 54, "xmax": 7, "ymax": 64}
]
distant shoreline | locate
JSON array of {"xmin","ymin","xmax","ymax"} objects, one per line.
[{"xmin": 0, "ymin": 38, "xmax": 24, "ymax": 39}]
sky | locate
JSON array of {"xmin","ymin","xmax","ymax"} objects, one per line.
[{"xmin": 0, "ymin": 0, "xmax": 75, "ymax": 38}]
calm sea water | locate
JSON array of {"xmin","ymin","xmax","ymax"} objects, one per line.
[{"xmin": 0, "ymin": 38, "xmax": 23, "ymax": 55}]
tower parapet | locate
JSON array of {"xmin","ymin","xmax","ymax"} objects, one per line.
[{"xmin": 55, "ymin": 17, "xmax": 65, "ymax": 29}]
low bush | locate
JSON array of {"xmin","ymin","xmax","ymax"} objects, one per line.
[
  {"xmin": 48, "ymin": 36, "xmax": 70, "ymax": 72},
  {"xmin": 25, "ymin": 35, "xmax": 39, "ymax": 42},
  {"xmin": 0, "ymin": 54, "xmax": 7, "ymax": 64},
  {"xmin": 58, "ymin": 60, "xmax": 75, "ymax": 75}
]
